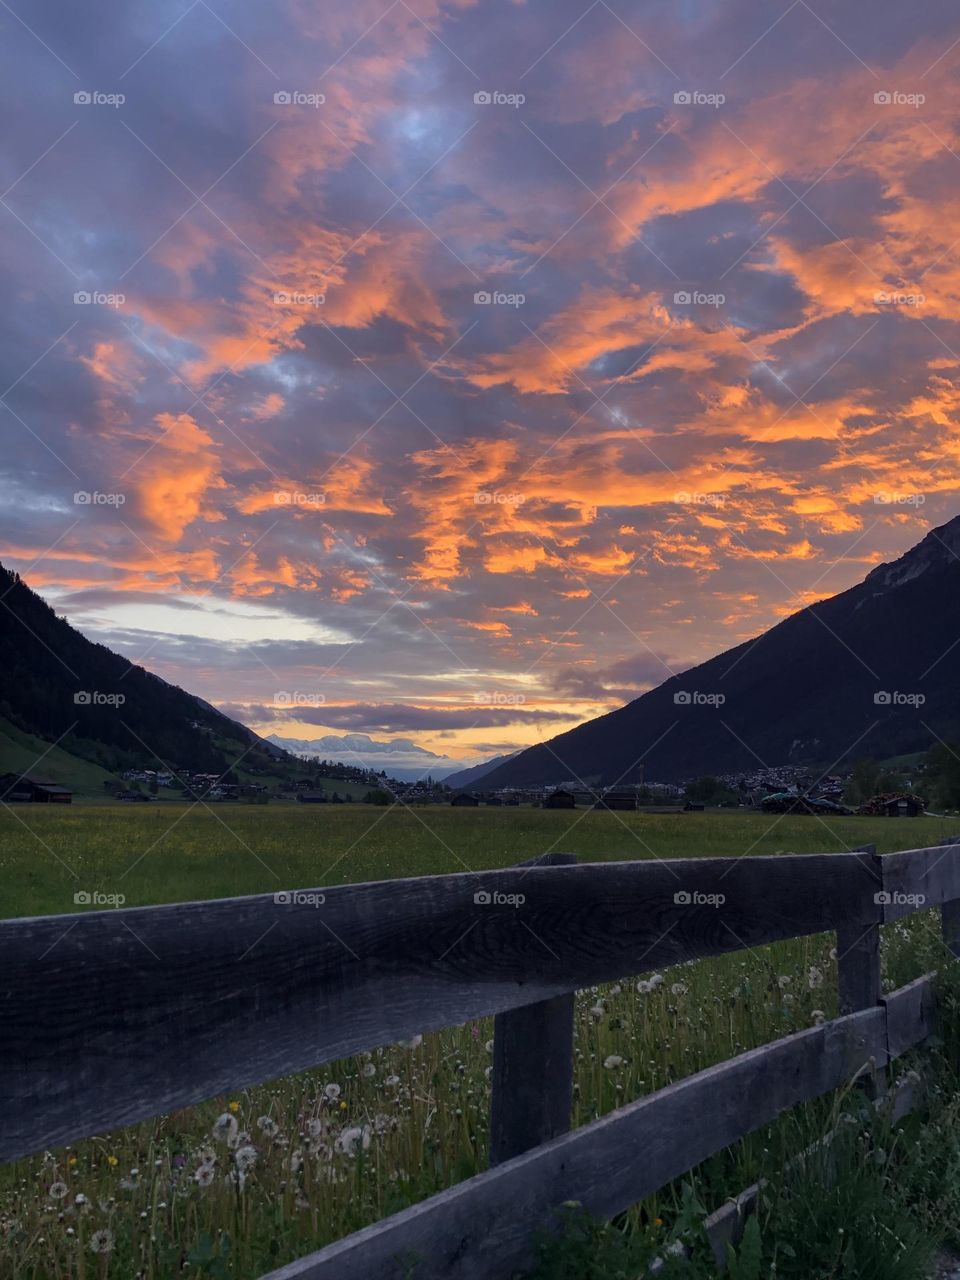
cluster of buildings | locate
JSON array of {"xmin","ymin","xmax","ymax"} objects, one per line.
[{"xmin": 0, "ymin": 773, "xmax": 73, "ymax": 803}]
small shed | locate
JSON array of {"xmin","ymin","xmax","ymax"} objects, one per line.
[
  {"xmin": 297, "ymin": 791, "xmax": 328, "ymax": 804},
  {"xmin": 1, "ymin": 775, "xmax": 73, "ymax": 804},
  {"xmin": 451, "ymin": 793, "xmax": 479, "ymax": 807},
  {"xmin": 544, "ymin": 788, "xmax": 576, "ymax": 810},
  {"xmin": 858, "ymin": 792, "xmax": 925, "ymax": 818}
]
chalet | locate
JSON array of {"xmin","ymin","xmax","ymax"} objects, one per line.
[
  {"xmin": 544, "ymin": 788, "xmax": 576, "ymax": 810},
  {"xmin": 451, "ymin": 793, "xmax": 479, "ymax": 807},
  {"xmin": 859, "ymin": 792, "xmax": 925, "ymax": 818}
]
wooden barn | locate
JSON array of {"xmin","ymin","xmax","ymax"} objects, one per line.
[
  {"xmin": 594, "ymin": 788, "xmax": 638, "ymax": 811},
  {"xmin": 0, "ymin": 774, "xmax": 73, "ymax": 804},
  {"xmin": 543, "ymin": 788, "xmax": 576, "ymax": 810},
  {"xmin": 450, "ymin": 792, "xmax": 479, "ymax": 807}
]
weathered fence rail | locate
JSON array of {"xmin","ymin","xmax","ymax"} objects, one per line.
[{"xmin": 1, "ymin": 839, "xmax": 959, "ymax": 1279}]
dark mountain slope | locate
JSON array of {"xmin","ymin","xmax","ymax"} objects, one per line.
[
  {"xmin": 0, "ymin": 563, "xmax": 288, "ymax": 777},
  {"xmin": 482, "ymin": 517, "xmax": 960, "ymax": 787}
]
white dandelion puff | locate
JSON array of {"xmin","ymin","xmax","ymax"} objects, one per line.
[{"xmin": 89, "ymin": 1229, "xmax": 114, "ymax": 1254}]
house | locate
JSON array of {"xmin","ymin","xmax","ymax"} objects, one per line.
[
  {"xmin": 297, "ymin": 791, "xmax": 328, "ymax": 804},
  {"xmin": 0, "ymin": 774, "xmax": 73, "ymax": 803},
  {"xmin": 451, "ymin": 792, "xmax": 479, "ymax": 807},
  {"xmin": 544, "ymin": 788, "xmax": 576, "ymax": 810}
]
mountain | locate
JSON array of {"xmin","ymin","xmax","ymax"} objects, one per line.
[
  {"xmin": 481, "ymin": 516, "xmax": 960, "ymax": 789},
  {"xmin": 267, "ymin": 733, "xmax": 466, "ymax": 781},
  {"xmin": 0, "ymin": 562, "xmax": 292, "ymax": 784},
  {"xmin": 442, "ymin": 752, "xmax": 519, "ymax": 791}
]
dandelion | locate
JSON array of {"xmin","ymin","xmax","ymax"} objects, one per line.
[
  {"xmin": 485, "ymin": 1039, "xmax": 494, "ymax": 1054},
  {"xmin": 398, "ymin": 1035, "xmax": 423, "ymax": 1049},
  {"xmin": 670, "ymin": 983, "xmax": 688, "ymax": 997},
  {"xmin": 48, "ymin": 1182, "xmax": 68, "ymax": 1201},
  {"xmin": 89, "ymin": 1229, "xmax": 114, "ymax": 1254},
  {"xmin": 811, "ymin": 1009, "xmax": 826, "ymax": 1025},
  {"xmin": 384, "ymin": 1075, "xmax": 400, "ymax": 1087},
  {"xmin": 362, "ymin": 1063, "xmax": 376, "ymax": 1078},
  {"xmin": 74, "ymin": 1194, "xmax": 88, "ymax": 1207},
  {"xmin": 808, "ymin": 966, "xmax": 824, "ymax": 990},
  {"xmin": 603, "ymin": 1055, "xmax": 625, "ymax": 1069},
  {"xmin": 589, "ymin": 1002, "xmax": 605, "ymax": 1019},
  {"xmin": 323, "ymin": 1083, "xmax": 341, "ymax": 1102},
  {"xmin": 335, "ymin": 1126, "xmax": 372, "ymax": 1157},
  {"xmin": 777, "ymin": 975, "xmax": 792, "ymax": 989},
  {"xmin": 228, "ymin": 1101, "xmax": 240, "ymax": 1113},
  {"xmin": 256, "ymin": 1116, "xmax": 279, "ymax": 1137},
  {"xmin": 194, "ymin": 1165, "xmax": 215, "ymax": 1187},
  {"xmin": 234, "ymin": 1145, "xmax": 257, "ymax": 1173},
  {"xmin": 106, "ymin": 1155, "xmax": 118, "ymax": 1167},
  {"xmin": 212, "ymin": 1113, "xmax": 238, "ymax": 1146}
]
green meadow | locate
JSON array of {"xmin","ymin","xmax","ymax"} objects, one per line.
[{"xmin": 4, "ymin": 805, "xmax": 960, "ymax": 1278}]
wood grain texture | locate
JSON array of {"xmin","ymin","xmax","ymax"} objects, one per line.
[
  {"xmin": 881, "ymin": 838, "xmax": 960, "ymax": 920},
  {"xmin": 490, "ymin": 852, "xmax": 576, "ymax": 1166},
  {"xmin": 259, "ymin": 1008, "xmax": 886, "ymax": 1280},
  {"xmin": 882, "ymin": 972, "xmax": 936, "ymax": 1058},
  {"xmin": 0, "ymin": 852, "xmax": 878, "ymax": 1159}
]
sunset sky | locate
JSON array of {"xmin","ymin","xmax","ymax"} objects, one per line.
[{"xmin": 3, "ymin": 0, "xmax": 960, "ymax": 774}]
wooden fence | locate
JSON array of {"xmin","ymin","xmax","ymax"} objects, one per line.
[{"xmin": 2, "ymin": 840, "xmax": 959, "ymax": 1279}]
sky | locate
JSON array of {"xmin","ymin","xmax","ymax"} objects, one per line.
[{"xmin": 3, "ymin": 0, "xmax": 960, "ymax": 775}]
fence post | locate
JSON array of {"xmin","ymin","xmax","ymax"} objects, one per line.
[
  {"xmin": 836, "ymin": 845, "xmax": 883, "ymax": 1094},
  {"xmin": 489, "ymin": 852, "xmax": 577, "ymax": 1166},
  {"xmin": 937, "ymin": 837, "xmax": 960, "ymax": 958}
]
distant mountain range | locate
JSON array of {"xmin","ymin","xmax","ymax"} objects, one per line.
[
  {"xmin": 442, "ymin": 752, "xmax": 519, "ymax": 791},
  {"xmin": 0, "ymin": 562, "xmax": 290, "ymax": 787},
  {"xmin": 268, "ymin": 733, "xmax": 470, "ymax": 782},
  {"xmin": 480, "ymin": 516, "xmax": 960, "ymax": 790}
]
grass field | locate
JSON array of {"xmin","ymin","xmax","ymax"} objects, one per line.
[{"xmin": 3, "ymin": 805, "xmax": 960, "ymax": 1278}]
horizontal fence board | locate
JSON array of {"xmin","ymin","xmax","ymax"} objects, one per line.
[
  {"xmin": 881, "ymin": 842, "xmax": 960, "ymax": 919},
  {"xmin": 260, "ymin": 1007, "xmax": 886, "ymax": 1280},
  {"xmin": 0, "ymin": 852, "xmax": 878, "ymax": 1159}
]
